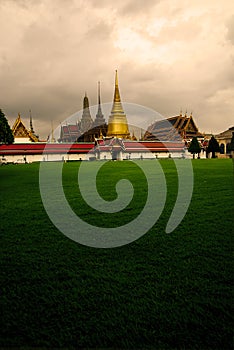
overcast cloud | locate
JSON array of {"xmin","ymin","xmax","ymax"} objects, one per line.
[{"xmin": 0, "ymin": 0, "xmax": 233, "ymax": 138}]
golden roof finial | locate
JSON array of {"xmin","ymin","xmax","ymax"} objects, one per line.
[
  {"xmin": 98, "ymin": 81, "xmax": 101, "ymax": 104},
  {"xmin": 115, "ymin": 69, "xmax": 118, "ymax": 86},
  {"xmin": 114, "ymin": 69, "xmax": 121, "ymax": 103}
]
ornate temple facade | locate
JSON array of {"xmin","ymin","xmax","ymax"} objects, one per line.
[{"xmin": 12, "ymin": 112, "xmax": 39, "ymax": 143}]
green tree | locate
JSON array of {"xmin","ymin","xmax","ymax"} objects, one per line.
[
  {"xmin": 0, "ymin": 109, "xmax": 14, "ymax": 144},
  {"xmin": 188, "ymin": 137, "xmax": 201, "ymax": 159},
  {"xmin": 207, "ymin": 135, "xmax": 220, "ymax": 158}
]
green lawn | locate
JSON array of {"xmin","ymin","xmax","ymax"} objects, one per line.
[{"xmin": 0, "ymin": 159, "xmax": 233, "ymax": 349}]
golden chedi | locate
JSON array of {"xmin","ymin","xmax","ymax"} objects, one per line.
[{"xmin": 107, "ymin": 70, "xmax": 130, "ymax": 139}]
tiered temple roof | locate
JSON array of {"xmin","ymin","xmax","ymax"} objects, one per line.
[
  {"xmin": 144, "ymin": 112, "xmax": 203, "ymax": 142},
  {"xmin": 12, "ymin": 113, "xmax": 39, "ymax": 142}
]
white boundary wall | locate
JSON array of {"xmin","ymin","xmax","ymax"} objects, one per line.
[{"xmin": 1, "ymin": 150, "xmax": 191, "ymax": 163}]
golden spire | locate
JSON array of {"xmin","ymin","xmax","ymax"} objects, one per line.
[
  {"xmin": 107, "ymin": 70, "xmax": 130, "ymax": 139},
  {"xmin": 98, "ymin": 81, "xmax": 101, "ymax": 105},
  {"xmin": 115, "ymin": 69, "xmax": 118, "ymax": 86},
  {"xmin": 111, "ymin": 70, "xmax": 125, "ymax": 114},
  {"xmin": 114, "ymin": 70, "xmax": 121, "ymax": 102}
]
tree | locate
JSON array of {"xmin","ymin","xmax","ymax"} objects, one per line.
[
  {"xmin": 188, "ymin": 137, "xmax": 201, "ymax": 159},
  {"xmin": 207, "ymin": 136, "xmax": 220, "ymax": 158},
  {"xmin": 0, "ymin": 109, "xmax": 14, "ymax": 144}
]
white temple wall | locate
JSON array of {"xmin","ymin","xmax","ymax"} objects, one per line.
[
  {"xmin": 1, "ymin": 154, "xmax": 42, "ymax": 163},
  {"xmin": 1, "ymin": 150, "xmax": 190, "ymax": 163},
  {"xmin": 14, "ymin": 137, "xmax": 32, "ymax": 143}
]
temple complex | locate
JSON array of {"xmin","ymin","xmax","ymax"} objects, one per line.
[{"xmin": 5, "ymin": 69, "xmax": 232, "ymax": 161}]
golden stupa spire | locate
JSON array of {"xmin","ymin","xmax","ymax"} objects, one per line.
[
  {"xmin": 114, "ymin": 70, "xmax": 121, "ymax": 102},
  {"xmin": 111, "ymin": 70, "xmax": 124, "ymax": 114},
  {"xmin": 107, "ymin": 70, "xmax": 130, "ymax": 139}
]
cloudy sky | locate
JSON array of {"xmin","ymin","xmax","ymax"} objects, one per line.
[{"xmin": 0, "ymin": 0, "xmax": 233, "ymax": 138}]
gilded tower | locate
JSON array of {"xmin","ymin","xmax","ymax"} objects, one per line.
[{"xmin": 107, "ymin": 70, "xmax": 130, "ymax": 139}]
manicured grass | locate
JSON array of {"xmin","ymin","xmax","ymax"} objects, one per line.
[{"xmin": 0, "ymin": 159, "xmax": 233, "ymax": 349}]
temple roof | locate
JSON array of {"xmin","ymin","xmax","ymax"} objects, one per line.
[
  {"xmin": 12, "ymin": 113, "xmax": 39, "ymax": 142},
  {"xmin": 145, "ymin": 113, "xmax": 202, "ymax": 141},
  {"xmin": 215, "ymin": 126, "xmax": 234, "ymax": 140}
]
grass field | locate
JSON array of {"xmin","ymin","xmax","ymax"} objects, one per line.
[{"xmin": 0, "ymin": 159, "xmax": 233, "ymax": 349}]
